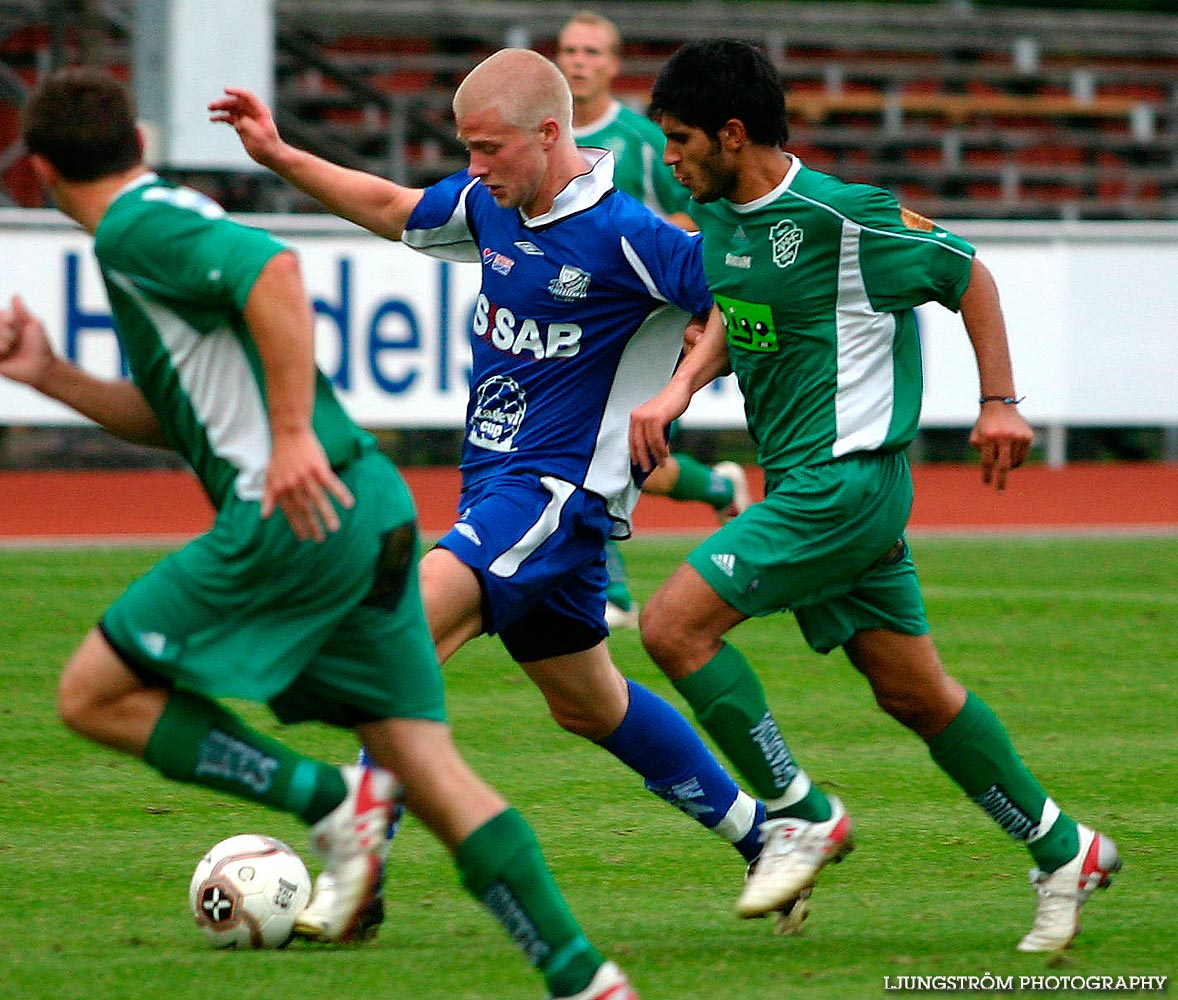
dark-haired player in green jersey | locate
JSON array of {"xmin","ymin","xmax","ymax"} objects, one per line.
[{"xmin": 630, "ymin": 38, "xmax": 1119, "ymax": 954}]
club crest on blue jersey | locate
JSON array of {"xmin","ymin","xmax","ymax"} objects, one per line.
[
  {"xmin": 469, "ymin": 374, "xmax": 527, "ymax": 453},
  {"xmin": 401, "ymin": 154, "xmax": 712, "ymax": 527},
  {"xmin": 481, "ymin": 247, "xmax": 516, "ymax": 275},
  {"xmin": 548, "ymin": 265, "xmax": 592, "ymax": 301}
]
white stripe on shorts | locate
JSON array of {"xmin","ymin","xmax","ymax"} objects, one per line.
[{"xmin": 488, "ymin": 476, "xmax": 576, "ymax": 579}]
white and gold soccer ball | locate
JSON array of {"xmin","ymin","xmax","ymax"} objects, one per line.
[{"xmin": 189, "ymin": 834, "xmax": 312, "ymax": 949}]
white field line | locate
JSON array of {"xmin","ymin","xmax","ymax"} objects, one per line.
[
  {"xmin": 0, "ymin": 533, "xmax": 197, "ymax": 550},
  {"xmin": 921, "ymin": 585, "xmax": 1178, "ymax": 606},
  {"xmin": 1, "ymin": 523, "xmax": 1175, "ymax": 549}
]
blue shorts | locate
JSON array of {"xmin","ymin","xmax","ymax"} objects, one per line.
[{"xmin": 435, "ymin": 473, "xmax": 613, "ymax": 662}]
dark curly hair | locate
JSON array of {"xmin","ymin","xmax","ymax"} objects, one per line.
[{"xmin": 650, "ymin": 39, "xmax": 788, "ymax": 147}]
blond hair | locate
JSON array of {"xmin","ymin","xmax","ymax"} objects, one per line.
[
  {"xmin": 559, "ymin": 10, "xmax": 622, "ymax": 57},
  {"xmin": 454, "ymin": 48, "xmax": 573, "ymax": 133}
]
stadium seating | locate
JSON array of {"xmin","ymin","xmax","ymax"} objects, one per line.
[{"xmin": 2, "ymin": 1, "xmax": 1176, "ymax": 220}]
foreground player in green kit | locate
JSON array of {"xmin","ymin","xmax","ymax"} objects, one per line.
[
  {"xmin": 0, "ymin": 66, "xmax": 636, "ymax": 1000},
  {"xmin": 630, "ymin": 40, "xmax": 1119, "ymax": 954}
]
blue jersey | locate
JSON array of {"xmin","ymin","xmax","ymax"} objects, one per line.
[{"xmin": 403, "ymin": 148, "xmax": 712, "ymax": 532}]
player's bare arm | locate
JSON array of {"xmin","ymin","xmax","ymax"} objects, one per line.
[
  {"xmin": 958, "ymin": 257, "xmax": 1034, "ymax": 492},
  {"xmin": 630, "ymin": 305, "xmax": 730, "ymax": 473},
  {"xmin": 244, "ymin": 252, "xmax": 354, "ymax": 542},
  {"xmin": 0, "ymin": 294, "xmax": 167, "ymax": 446},
  {"xmin": 681, "ymin": 313, "xmax": 708, "ymax": 355},
  {"xmin": 209, "ymin": 88, "xmax": 424, "ymax": 241}
]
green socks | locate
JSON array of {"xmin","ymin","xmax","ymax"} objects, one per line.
[
  {"xmin": 669, "ymin": 453, "xmax": 734, "ymax": 510},
  {"xmin": 672, "ymin": 642, "xmax": 829, "ymax": 821},
  {"xmin": 603, "ymin": 538, "xmax": 634, "ymax": 610},
  {"xmin": 670, "ymin": 652, "xmax": 1080, "ymax": 871},
  {"xmin": 457, "ymin": 809, "xmax": 603, "ymax": 998},
  {"xmin": 149, "ymin": 698, "xmax": 609, "ymax": 995},
  {"xmin": 928, "ymin": 692, "xmax": 1079, "ymax": 871},
  {"xmin": 143, "ymin": 689, "xmax": 345, "ymax": 824}
]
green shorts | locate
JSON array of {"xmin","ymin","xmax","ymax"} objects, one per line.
[
  {"xmin": 687, "ymin": 451, "xmax": 928, "ymax": 654},
  {"xmin": 101, "ymin": 450, "xmax": 445, "ymax": 728}
]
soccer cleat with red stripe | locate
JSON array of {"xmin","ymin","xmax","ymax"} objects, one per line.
[
  {"xmin": 294, "ymin": 763, "xmax": 399, "ymax": 943},
  {"xmin": 736, "ymin": 795, "xmax": 853, "ymax": 918},
  {"xmin": 354, "ymin": 746, "xmax": 406, "ymax": 934},
  {"xmin": 1017, "ymin": 824, "xmax": 1120, "ymax": 953},
  {"xmin": 550, "ymin": 962, "xmax": 638, "ymax": 1000}
]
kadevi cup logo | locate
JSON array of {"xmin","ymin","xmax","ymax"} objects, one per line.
[{"xmin": 469, "ymin": 374, "xmax": 527, "ymax": 452}]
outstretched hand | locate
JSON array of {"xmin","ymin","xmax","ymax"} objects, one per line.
[
  {"xmin": 208, "ymin": 88, "xmax": 285, "ymax": 167},
  {"xmin": 970, "ymin": 404, "xmax": 1033, "ymax": 492},
  {"xmin": 263, "ymin": 427, "xmax": 355, "ymax": 543},
  {"xmin": 0, "ymin": 295, "xmax": 56, "ymax": 389}
]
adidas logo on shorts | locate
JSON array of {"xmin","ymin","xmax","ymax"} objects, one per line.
[{"xmin": 711, "ymin": 553, "xmax": 736, "ymax": 577}]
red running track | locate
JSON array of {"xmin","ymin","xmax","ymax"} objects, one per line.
[{"xmin": 0, "ymin": 463, "xmax": 1174, "ymax": 543}]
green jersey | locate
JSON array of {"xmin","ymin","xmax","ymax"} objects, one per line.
[
  {"xmin": 94, "ymin": 174, "xmax": 371, "ymax": 510},
  {"xmin": 691, "ymin": 158, "xmax": 975, "ymax": 476},
  {"xmin": 573, "ymin": 100, "xmax": 691, "ymax": 217}
]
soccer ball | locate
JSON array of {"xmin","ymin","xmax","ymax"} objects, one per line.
[{"xmin": 189, "ymin": 834, "xmax": 312, "ymax": 949}]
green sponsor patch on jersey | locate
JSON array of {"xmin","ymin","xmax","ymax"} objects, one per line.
[{"xmin": 714, "ymin": 293, "xmax": 779, "ymax": 353}]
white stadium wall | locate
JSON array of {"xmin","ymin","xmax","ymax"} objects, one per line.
[{"xmin": 1, "ymin": 210, "xmax": 1175, "ymax": 464}]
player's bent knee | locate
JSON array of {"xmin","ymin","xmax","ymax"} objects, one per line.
[
  {"xmin": 873, "ymin": 687, "xmax": 958, "ymax": 738},
  {"xmin": 549, "ymin": 702, "xmax": 617, "ymax": 741},
  {"xmin": 638, "ymin": 604, "xmax": 684, "ymax": 667},
  {"xmin": 639, "ymin": 629, "xmax": 676, "ymax": 670},
  {"xmin": 56, "ymin": 633, "xmax": 143, "ymax": 740},
  {"xmin": 872, "ymin": 689, "xmax": 918, "ymax": 727},
  {"xmin": 57, "ymin": 667, "xmax": 101, "ymax": 736}
]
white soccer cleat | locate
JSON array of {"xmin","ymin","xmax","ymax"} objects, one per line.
[
  {"xmin": 1017, "ymin": 824, "xmax": 1120, "ymax": 953},
  {"xmin": 294, "ymin": 763, "xmax": 399, "ymax": 943},
  {"xmin": 736, "ymin": 795, "xmax": 853, "ymax": 919},
  {"xmin": 604, "ymin": 600, "xmax": 640, "ymax": 630},
  {"xmin": 773, "ymin": 886, "xmax": 812, "ymax": 936},
  {"xmin": 551, "ymin": 961, "xmax": 639, "ymax": 1000},
  {"xmin": 712, "ymin": 461, "xmax": 750, "ymax": 524}
]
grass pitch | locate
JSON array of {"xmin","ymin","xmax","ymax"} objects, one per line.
[{"xmin": 1, "ymin": 535, "xmax": 1174, "ymax": 999}]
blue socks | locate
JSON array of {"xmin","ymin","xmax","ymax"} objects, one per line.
[
  {"xmin": 360, "ymin": 682, "xmax": 767, "ymax": 863},
  {"xmin": 598, "ymin": 679, "xmax": 764, "ymax": 862}
]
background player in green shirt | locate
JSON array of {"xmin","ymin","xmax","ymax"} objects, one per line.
[
  {"xmin": 556, "ymin": 10, "xmax": 750, "ymax": 628},
  {"xmin": 630, "ymin": 39, "xmax": 1119, "ymax": 954},
  {"xmin": 0, "ymin": 66, "xmax": 636, "ymax": 1000},
  {"xmin": 557, "ymin": 9, "xmax": 693, "ymax": 229}
]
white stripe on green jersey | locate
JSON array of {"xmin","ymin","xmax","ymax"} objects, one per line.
[
  {"xmin": 94, "ymin": 174, "xmax": 370, "ymax": 510},
  {"xmin": 104, "ymin": 269, "xmax": 271, "ymax": 501},
  {"xmin": 691, "ymin": 155, "xmax": 975, "ymax": 475}
]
